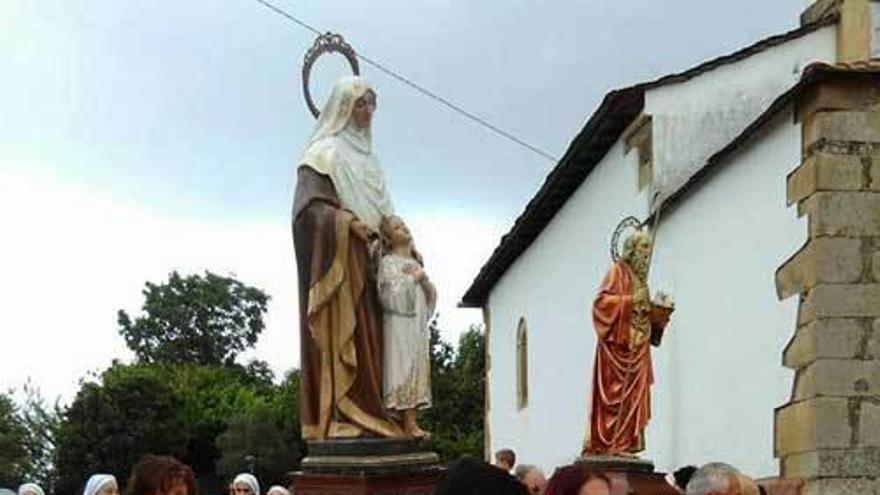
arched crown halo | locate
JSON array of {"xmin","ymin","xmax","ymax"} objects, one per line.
[
  {"xmin": 302, "ymin": 32, "xmax": 361, "ymax": 119},
  {"xmin": 610, "ymin": 216, "xmax": 648, "ymax": 262}
]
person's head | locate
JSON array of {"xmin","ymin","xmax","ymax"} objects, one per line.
[
  {"xmin": 621, "ymin": 229, "xmax": 652, "ymax": 279},
  {"xmin": 514, "ymin": 465, "xmax": 547, "ymax": 495},
  {"xmin": 686, "ymin": 463, "xmax": 742, "ymax": 495},
  {"xmin": 545, "ymin": 465, "xmax": 610, "ymax": 495},
  {"xmin": 232, "ymin": 474, "xmax": 260, "ymax": 495},
  {"xmin": 125, "ymin": 455, "xmax": 197, "ymax": 495},
  {"xmin": 18, "ymin": 484, "xmax": 44, "ymax": 495},
  {"xmin": 579, "ymin": 474, "xmax": 611, "ymax": 495},
  {"xmin": 605, "ymin": 472, "xmax": 632, "ymax": 495},
  {"xmin": 494, "ymin": 449, "xmax": 516, "ymax": 471},
  {"xmin": 672, "ymin": 466, "xmax": 697, "ymax": 493},
  {"xmin": 265, "ymin": 487, "xmax": 289, "ymax": 495},
  {"xmin": 435, "ymin": 457, "xmax": 527, "ymax": 495},
  {"xmin": 84, "ymin": 474, "xmax": 119, "ymax": 495}
]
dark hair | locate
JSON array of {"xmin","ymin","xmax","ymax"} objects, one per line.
[
  {"xmin": 758, "ymin": 485, "xmax": 768, "ymax": 495},
  {"xmin": 436, "ymin": 457, "xmax": 527, "ymax": 495},
  {"xmin": 125, "ymin": 455, "xmax": 197, "ymax": 495},
  {"xmin": 545, "ymin": 464, "xmax": 610, "ymax": 495},
  {"xmin": 673, "ymin": 465, "xmax": 697, "ymax": 491},
  {"xmin": 494, "ymin": 449, "xmax": 516, "ymax": 467}
]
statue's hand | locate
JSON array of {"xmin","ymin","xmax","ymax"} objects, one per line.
[
  {"xmin": 350, "ymin": 220, "xmax": 374, "ymax": 243},
  {"xmin": 404, "ymin": 264, "xmax": 426, "ymax": 283}
]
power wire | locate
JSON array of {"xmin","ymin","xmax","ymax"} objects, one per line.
[{"xmin": 252, "ymin": 0, "xmax": 559, "ymax": 162}]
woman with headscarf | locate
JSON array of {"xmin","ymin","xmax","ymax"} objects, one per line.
[
  {"xmin": 83, "ymin": 475, "xmax": 118, "ymax": 495},
  {"xmin": 231, "ymin": 474, "xmax": 259, "ymax": 495},
  {"xmin": 292, "ymin": 76, "xmax": 403, "ymax": 440},
  {"xmin": 17, "ymin": 484, "xmax": 45, "ymax": 495}
]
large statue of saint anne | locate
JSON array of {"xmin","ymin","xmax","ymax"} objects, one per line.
[{"xmin": 292, "ymin": 76, "xmax": 404, "ymax": 440}]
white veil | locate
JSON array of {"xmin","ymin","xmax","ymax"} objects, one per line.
[{"xmin": 299, "ymin": 76, "xmax": 394, "ymax": 231}]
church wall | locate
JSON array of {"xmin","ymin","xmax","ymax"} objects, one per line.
[
  {"xmin": 646, "ymin": 111, "xmax": 805, "ymax": 477},
  {"xmin": 646, "ymin": 26, "xmax": 836, "ymax": 205}
]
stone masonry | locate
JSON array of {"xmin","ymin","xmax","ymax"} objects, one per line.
[{"xmin": 775, "ymin": 76, "xmax": 880, "ymax": 494}]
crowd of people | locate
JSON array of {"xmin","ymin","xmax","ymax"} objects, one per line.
[
  {"xmin": 3, "ymin": 449, "xmax": 783, "ymax": 495},
  {"xmin": 435, "ymin": 448, "xmax": 774, "ymax": 495},
  {"xmin": 2, "ymin": 456, "xmax": 290, "ymax": 495}
]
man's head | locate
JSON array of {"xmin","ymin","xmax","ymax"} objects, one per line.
[
  {"xmin": 514, "ymin": 465, "xmax": 546, "ymax": 495},
  {"xmin": 578, "ymin": 472, "xmax": 611, "ymax": 495},
  {"xmin": 494, "ymin": 449, "xmax": 516, "ymax": 471},
  {"xmin": 606, "ymin": 472, "xmax": 632, "ymax": 495},
  {"xmin": 621, "ymin": 229, "xmax": 652, "ymax": 279},
  {"xmin": 686, "ymin": 463, "xmax": 760, "ymax": 495}
]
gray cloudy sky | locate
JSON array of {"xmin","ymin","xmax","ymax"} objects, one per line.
[{"xmin": 1, "ymin": 0, "xmax": 806, "ymax": 402}]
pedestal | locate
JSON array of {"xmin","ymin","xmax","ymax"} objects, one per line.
[
  {"xmin": 577, "ymin": 455, "xmax": 679, "ymax": 495},
  {"xmin": 291, "ymin": 438, "xmax": 443, "ymax": 495}
]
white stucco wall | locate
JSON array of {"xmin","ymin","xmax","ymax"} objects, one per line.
[
  {"xmin": 647, "ymin": 26, "xmax": 836, "ymax": 203},
  {"xmin": 645, "ymin": 112, "xmax": 804, "ymax": 477},
  {"xmin": 484, "ymin": 27, "xmax": 837, "ymax": 477}
]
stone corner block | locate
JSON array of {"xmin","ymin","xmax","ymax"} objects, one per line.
[
  {"xmin": 783, "ymin": 319, "xmax": 864, "ymax": 369},
  {"xmin": 800, "ymin": 284, "xmax": 880, "ymax": 322},
  {"xmin": 775, "ymin": 397, "xmax": 851, "ymax": 457},
  {"xmin": 803, "ymin": 111, "xmax": 880, "ymax": 151},
  {"xmin": 776, "ymin": 238, "xmax": 863, "ymax": 300},
  {"xmin": 788, "ymin": 154, "xmax": 864, "ymax": 206},
  {"xmin": 793, "ymin": 359, "xmax": 880, "ymax": 401},
  {"xmin": 801, "ymin": 192, "xmax": 880, "ymax": 237}
]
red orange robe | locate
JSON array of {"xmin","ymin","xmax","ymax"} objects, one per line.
[{"xmin": 584, "ymin": 261, "xmax": 653, "ymax": 455}]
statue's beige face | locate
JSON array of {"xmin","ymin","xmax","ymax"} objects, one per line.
[
  {"xmin": 386, "ymin": 216, "xmax": 412, "ymax": 247},
  {"xmin": 624, "ymin": 231, "xmax": 652, "ymax": 278},
  {"xmin": 351, "ymin": 90, "xmax": 376, "ymax": 129}
]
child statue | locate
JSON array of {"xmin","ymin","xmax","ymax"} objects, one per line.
[{"xmin": 377, "ymin": 215, "xmax": 436, "ymax": 438}]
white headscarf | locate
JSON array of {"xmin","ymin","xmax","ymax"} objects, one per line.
[
  {"xmin": 300, "ymin": 76, "xmax": 395, "ymax": 231},
  {"xmin": 266, "ymin": 486, "xmax": 289, "ymax": 495},
  {"xmin": 18, "ymin": 484, "xmax": 44, "ymax": 495},
  {"xmin": 83, "ymin": 474, "xmax": 116, "ymax": 495},
  {"xmin": 233, "ymin": 474, "xmax": 260, "ymax": 495}
]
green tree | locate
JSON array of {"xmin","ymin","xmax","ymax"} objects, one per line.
[
  {"xmin": 0, "ymin": 392, "xmax": 30, "ymax": 487},
  {"xmin": 216, "ymin": 369, "xmax": 303, "ymax": 487},
  {"xmin": 19, "ymin": 383, "xmax": 61, "ymax": 490},
  {"xmin": 117, "ymin": 271, "xmax": 270, "ymax": 366},
  {"xmin": 54, "ymin": 364, "xmax": 188, "ymax": 495},
  {"xmin": 423, "ymin": 322, "xmax": 486, "ymax": 461}
]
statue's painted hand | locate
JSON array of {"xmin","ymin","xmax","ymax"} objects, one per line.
[
  {"xmin": 403, "ymin": 264, "xmax": 426, "ymax": 283},
  {"xmin": 350, "ymin": 220, "xmax": 374, "ymax": 242}
]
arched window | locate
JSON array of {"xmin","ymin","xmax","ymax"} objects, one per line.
[{"xmin": 516, "ymin": 317, "xmax": 528, "ymax": 410}]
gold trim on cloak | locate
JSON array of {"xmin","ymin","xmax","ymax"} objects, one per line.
[{"xmin": 302, "ymin": 209, "xmax": 403, "ymax": 440}]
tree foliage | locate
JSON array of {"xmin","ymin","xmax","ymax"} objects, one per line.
[
  {"xmin": 54, "ymin": 364, "xmax": 188, "ymax": 495},
  {"xmin": 53, "ymin": 362, "xmax": 300, "ymax": 495},
  {"xmin": 18, "ymin": 383, "xmax": 61, "ymax": 491},
  {"xmin": 117, "ymin": 271, "xmax": 269, "ymax": 366},
  {"xmin": 423, "ymin": 320, "xmax": 486, "ymax": 462},
  {"xmin": 0, "ymin": 392, "xmax": 30, "ymax": 488}
]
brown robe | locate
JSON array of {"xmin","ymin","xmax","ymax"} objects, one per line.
[
  {"xmin": 584, "ymin": 261, "xmax": 654, "ymax": 455},
  {"xmin": 292, "ymin": 165, "xmax": 402, "ymax": 440}
]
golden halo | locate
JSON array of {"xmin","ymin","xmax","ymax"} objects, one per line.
[{"xmin": 302, "ymin": 32, "xmax": 361, "ymax": 119}]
